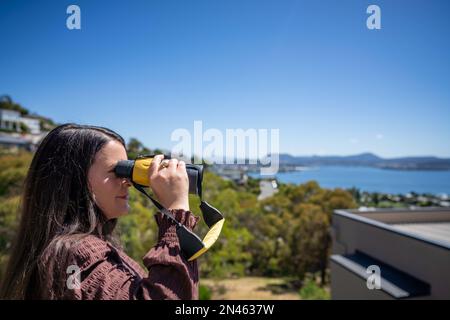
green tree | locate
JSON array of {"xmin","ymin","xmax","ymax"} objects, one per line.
[{"xmin": 127, "ymin": 138, "xmax": 152, "ymax": 160}]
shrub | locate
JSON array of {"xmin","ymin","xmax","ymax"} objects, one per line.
[
  {"xmin": 299, "ymin": 278, "xmax": 330, "ymax": 300},
  {"xmin": 199, "ymin": 285, "xmax": 212, "ymax": 300}
]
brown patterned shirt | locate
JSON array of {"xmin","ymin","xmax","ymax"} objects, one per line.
[{"xmin": 52, "ymin": 209, "xmax": 200, "ymax": 300}]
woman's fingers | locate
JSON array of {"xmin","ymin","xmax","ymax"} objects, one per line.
[
  {"xmin": 177, "ymin": 160, "xmax": 186, "ymax": 171},
  {"xmin": 147, "ymin": 156, "xmax": 190, "ymax": 210},
  {"xmin": 149, "ymin": 154, "xmax": 164, "ymax": 178},
  {"xmin": 168, "ymin": 158, "xmax": 178, "ymax": 173}
]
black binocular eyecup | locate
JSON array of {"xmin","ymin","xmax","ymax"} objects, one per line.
[{"xmin": 114, "ymin": 160, "xmax": 134, "ymax": 179}]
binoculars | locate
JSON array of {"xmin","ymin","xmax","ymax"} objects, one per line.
[
  {"xmin": 114, "ymin": 155, "xmax": 224, "ymax": 261},
  {"xmin": 114, "ymin": 157, "xmax": 204, "ymax": 195}
]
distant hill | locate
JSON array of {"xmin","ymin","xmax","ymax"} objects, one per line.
[{"xmin": 278, "ymin": 152, "xmax": 450, "ymax": 171}]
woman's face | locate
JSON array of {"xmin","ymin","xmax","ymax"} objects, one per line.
[{"xmin": 88, "ymin": 140, "xmax": 131, "ymax": 220}]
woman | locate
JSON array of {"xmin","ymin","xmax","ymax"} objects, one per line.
[{"xmin": 0, "ymin": 123, "xmax": 199, "ymax": 299}]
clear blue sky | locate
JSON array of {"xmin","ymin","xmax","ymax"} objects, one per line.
[{"xmin": 1, "ymin": 0, "xmax": 449, "ymax": 158}]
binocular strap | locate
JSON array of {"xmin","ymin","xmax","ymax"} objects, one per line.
[{"xmin": 132, "ymin": 183, "xmax": 225, "ymax": 261}]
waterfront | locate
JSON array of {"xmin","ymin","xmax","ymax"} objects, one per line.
[{"xmin": 251, "ymin": 166, "xmax": 450, "ymax": 195}]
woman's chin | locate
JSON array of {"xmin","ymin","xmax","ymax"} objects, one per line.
[
  {"xmin": 108, "ymin": 204, "xmax": 130, "ymax": 219},
  {"xmin": 114, "ymin": 199, "xmax": 130, "ymax": 215},
  {"xmin": 119, "ymin": 205, "xmax": 130, "ymax": 216}
]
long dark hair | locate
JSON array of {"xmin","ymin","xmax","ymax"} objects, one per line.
[{"xmin": 0, "ymin": 123, "xmax": 126, "ymax": 299}]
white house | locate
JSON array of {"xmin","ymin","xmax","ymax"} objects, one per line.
[
  {"xmin": 0, "ymin": 109, "xmax": 21, "ymax": 131},
  {"xmin": 0, "ymin": 109, "xmax": 41, "ymax": 134},
  {"xmin": 20, "ymin": 116, "xmax": 41, "ymax": 134}
]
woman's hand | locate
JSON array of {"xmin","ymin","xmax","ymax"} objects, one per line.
[{"xmin": 148, "ymin": 155, "xmax": 190, "ymax": 211}]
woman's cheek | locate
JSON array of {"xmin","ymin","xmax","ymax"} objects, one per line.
[
  {"xmin": 94, "ymin": 178, "xmax": 112, "ymax": 208},
  {"xmin": 103, "ymin": 177, "xmax": 117, "ymax": 194}
]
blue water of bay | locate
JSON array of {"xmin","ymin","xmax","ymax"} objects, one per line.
[{"xmin": 251, "ymin": 166, "xmax": 450, "ymax": 195}]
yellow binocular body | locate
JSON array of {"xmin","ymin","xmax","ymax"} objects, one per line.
[{"xmin": 131, "ymin": 157, "xmax": 154, "ymax": 186}]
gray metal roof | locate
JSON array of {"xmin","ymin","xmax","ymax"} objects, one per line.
[
  {"xmin": 334, "ymin": 208, "xmax": 450, "ymax": 250},
  {"xmin": 393, "ymin": 222, "xmax": 450, "ymax": 246}
]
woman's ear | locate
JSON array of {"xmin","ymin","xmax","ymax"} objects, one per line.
[
  {"xmin": 87, "ymin": 182, "xmax": 97, "ymax": 203},
  {"xmin": 86, "ymin": 178, "xmax": 95, "ymax": 198},
  {"xmin": 86, "ymin": 181, "xmax": 97, "ymax": 204}
]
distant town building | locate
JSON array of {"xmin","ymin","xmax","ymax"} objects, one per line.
[
  {"xmin": 0, "ymin": 108, "xmax": 41, "ymax": 135},
  {"xmin": 0, "ymin": 109, "xmax": 21, "ymax": 131},
  {"xmin": 0, "ymin": 108, "xmax": 46, "ymax": 152},
  {"xmin": 0, "ymin": 134, "xmax": 32, "ymax": 152},
  {"xmin": 214, "ymin": 168, "xmax": 249, "ymax": 185},
  {"xmin": 20, "ymin": 116, "xmax": 41, "ymax": 134},
  {"xmin": 331, "ymin": 207, "xmax": 450, "ymax": 299}
]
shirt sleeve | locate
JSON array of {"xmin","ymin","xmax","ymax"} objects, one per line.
[{"xmin": 64, "ymin": 209, "xmax": 200, "ymax": 300}]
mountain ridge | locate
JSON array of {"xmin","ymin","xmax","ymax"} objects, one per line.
[{"xmin": 277, "ymin": 152, "xmax": 450, "ymax": 170}]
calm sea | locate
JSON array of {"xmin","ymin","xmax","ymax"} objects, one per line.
[{"xmin": 251, "ymin": 166, "xmax": 450, "ymax": 195}]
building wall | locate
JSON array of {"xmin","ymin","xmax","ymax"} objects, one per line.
[
  {"xmin": 330, "ymin": 261, "xmax": 431, "ymax": 300},
  {"xmin": 0, "ymin": 109, "xmax": 21, "ymax": 121},
  {"xmin": 330, "ymin": 261, "xmax": 393, "ymax": 300}
]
